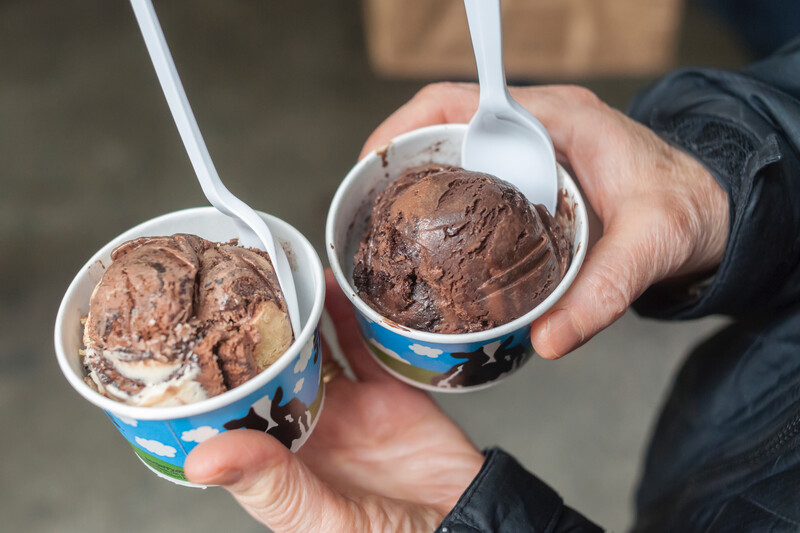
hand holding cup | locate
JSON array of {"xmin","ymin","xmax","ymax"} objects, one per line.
[{"xmin": 361, "ymin": 83, "xmax": 729, "ymax": 359}]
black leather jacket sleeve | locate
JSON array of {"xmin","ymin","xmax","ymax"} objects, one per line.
[
  {"xmin": 436, "ymin": 37, "xmax": 800, "ymax": 533},
  {"xmin": 629, "ymin": 38, "xmax": 800, "ymax": 320},
  {"xmin": 436, "ymin": 448, "xmax": 603, "ymax": 533}
]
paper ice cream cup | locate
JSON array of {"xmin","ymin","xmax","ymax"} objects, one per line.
[
  {"xmin": 326, "ymin": 124, "xmax": 588, "ymax": 392},
  {"xmin": 55, "ymin": 207, "xmax": 326, "ymax": 487}
]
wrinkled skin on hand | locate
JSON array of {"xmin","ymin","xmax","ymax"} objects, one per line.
[
  {"xmin": 361, "ymin": 83, "xmax": 729, "ymax": 358},
  {"xmin": 185, "ymin": 271, "xmax": 484, "ymax": 533}
]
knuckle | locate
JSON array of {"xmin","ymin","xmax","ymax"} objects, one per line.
[
  {"xmin": 613, "ymin": 199, "xmax": 698, "ymax": 283},
  {"xmin": 562, "ymin": 85, "xmax": 602, "ymax": 108},
  {"xmin": 233, "ymin": 462, "xmax": 306, "ymax": 527},
  {"xmin": 414, "ymin": 82, "xmax": 467, "ymax": 102},
  {"xmin": 588, "ymin": 264, "xmax": 632, "ymax": 322}
]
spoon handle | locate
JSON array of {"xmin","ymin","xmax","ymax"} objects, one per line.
[
  {"xmin": 464, "ymin": 0, "xmax": 511, "ymax": 108},
  {"xmin": 129, "ymin": 0, "xmax": 232, "ymax": 213},
  {"xmin": 129, "ymin": 0, "xmax": 300, "ymax": 335}
]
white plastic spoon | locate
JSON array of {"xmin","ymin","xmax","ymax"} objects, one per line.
[
  {"xmin": 462, "ymin": 0, "xmax": 558, "ymax": 214},
  {"xmin": 129, "ymin": 0, "xmax": 300, "ymax": 335}
]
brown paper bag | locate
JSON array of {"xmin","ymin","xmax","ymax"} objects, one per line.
[{"xmin": 363, "ymin": 0, "xmax": 684, "ymax": 79}]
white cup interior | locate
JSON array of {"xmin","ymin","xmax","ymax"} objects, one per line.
[
  {"xmin": 54, "ymin": 207, "xmax": 325, "ymax": 420},
  {"xmin": 326, "ymin": 123, "xmax": 588, "ymax": 344}
]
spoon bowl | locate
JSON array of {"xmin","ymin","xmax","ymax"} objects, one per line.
[{"xmin": 462, "ymin": 0, "xmax": 558, "ymax": 214}]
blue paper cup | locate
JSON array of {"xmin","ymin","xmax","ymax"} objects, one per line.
[
  {"xmin": 55, "ymin": 207, "xmax": 326, "ymax": 486},
  {"xmin": 326, "ymin": 124, "xmax": 588, "ymax": 392}
]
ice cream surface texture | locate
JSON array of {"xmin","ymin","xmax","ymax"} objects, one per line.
[
  {"xmin": 82, "ymin": 234, "xmax": 293, "ymax": 407},
  {"xmin": 353, "ymin": 164, "xmax": 570, "ymax": 334}
]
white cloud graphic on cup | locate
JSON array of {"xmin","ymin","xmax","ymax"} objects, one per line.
[
  {"xmin": 116, "ymin": 414, "xmax": 138, "ymax": 427},
  {"xmin": 369, "ymin": 338, "xmax": 409, "ymax": 363},
  {"xmin": 294, "ymin": 340, "xmax": 314, "ymax": 374},
  {"xmin": 180, "ymin": 426, "xmax": 219, "ymax": 443},
  {"xmin": 408, "ymin": 344, "xmax": 443, "ymax": 358},
  {"xmin": 135, "ymin": 437, "xmax": 176, "ymax": 458}
]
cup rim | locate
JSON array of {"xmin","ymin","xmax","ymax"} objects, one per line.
[
  {"xmin": 54, "ymin": 207, "xmax": 326, "ymax": 421},
  {"xmin": 326, "ymin": 123, "xmax": 588, "ymax": 345}
]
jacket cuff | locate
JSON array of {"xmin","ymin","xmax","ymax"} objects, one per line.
[{"xmin": 436, "ymin": 448, "xmax": 601, "ymax": 533}]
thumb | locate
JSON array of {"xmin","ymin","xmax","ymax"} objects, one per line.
[
  {"xmin": 531, "ymin": 221, "xmax": 666, "ymax": 359},
  {"xmin": 185, "ymin": 430, "xmax": 363, "ymax": 532},
  {"xmin": 359, "ymin": 82, "xmax": 479, "ymax": 159}
]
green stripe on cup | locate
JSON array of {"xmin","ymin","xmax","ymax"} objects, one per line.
[
  {"xmin": 131, "ymin": 445, "xmax": 187, "ymax": 481},
  {"xmin": 366, "ymin": 342, "xmax": 441, "ymax": 385}
]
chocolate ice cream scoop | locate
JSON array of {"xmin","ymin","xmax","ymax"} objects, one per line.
[
  {"xmin": 353, "ymin": 164, "xmax": 570, "ymax": 334},
  {"xmin": 82, "ymin": 234, "xmax": 293, "ymax": 407}
]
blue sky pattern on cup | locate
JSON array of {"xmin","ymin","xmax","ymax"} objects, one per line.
[
  {"xmin": 104, "ymin": 330, "xmax": 323, "ymax": 482},
  {"xmin": 354, "ymin": 312, "xmax": 532, "ymax": 389}
]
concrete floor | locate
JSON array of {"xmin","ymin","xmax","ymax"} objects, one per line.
[{"xmin": 1, "ymin": 1, "xmax": 749, "ymax": 531}]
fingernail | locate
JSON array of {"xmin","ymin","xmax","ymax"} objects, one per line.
[
  {"xmin": 201, "ymin": 468, "xmax": 242, "ymax": 486},
  {"xmin": 540, "ymin": 309, "xmax": 584, "ymax": 359}
]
